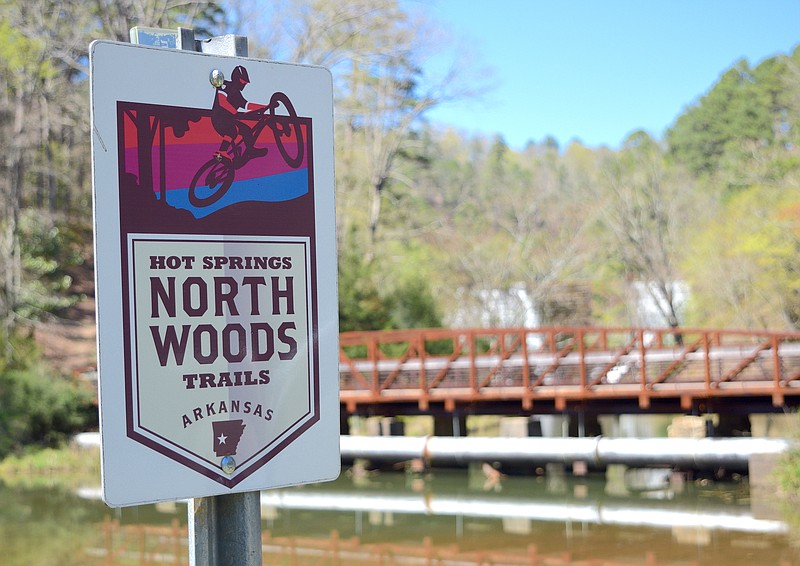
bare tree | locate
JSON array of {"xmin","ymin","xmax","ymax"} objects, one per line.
[
  {"xmin": 597, "ymin": 131, "xmax": 697, "ymax": 334},
  {"xmin": 226, "ymin": 0, "xmax": 488, "ymax": 257}
]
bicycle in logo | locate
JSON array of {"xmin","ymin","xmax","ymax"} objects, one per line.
[{"xmin": 189, "ymin": 92, "xmax": 305, "ymax": 208}]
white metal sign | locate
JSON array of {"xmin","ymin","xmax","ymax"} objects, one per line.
[{"xmin": 89, "ymin": 40, "xmax": 339, "ymax": 507}]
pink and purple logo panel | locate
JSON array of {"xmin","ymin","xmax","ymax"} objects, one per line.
[{"xmin": 118, "ymin": 102, "xmax": 310, "ymax": 219}]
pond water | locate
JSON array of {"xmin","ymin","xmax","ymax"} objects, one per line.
[{"xmin": 2, "ymin": 465, "xmax": 798, "ymax": 565}]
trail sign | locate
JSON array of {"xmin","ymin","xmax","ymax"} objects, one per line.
[{"xmin": 89, "ymin": 40, "xmax": 339, "ymax": 507}]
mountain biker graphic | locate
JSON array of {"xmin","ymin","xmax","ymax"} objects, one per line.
[
  {"xmin": 189, "ymin": 68, "xmax": 306, "ymax": 210},
  {"xmin": 211, "ymin": 65, "xmax": 269, "ymax": 161}
]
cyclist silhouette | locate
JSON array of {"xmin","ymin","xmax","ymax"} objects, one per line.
[
  {"xmin": 189, "ymin": 67, "xmax": 305, "ymax": 209},
  {"xmin": 211, "ymin": 65, "xmax": 269, "ymax": 161}
]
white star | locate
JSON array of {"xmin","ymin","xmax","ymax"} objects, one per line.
[{"xmin": 217, "ymin": 433, "xmax": 227, "ymax": 445}]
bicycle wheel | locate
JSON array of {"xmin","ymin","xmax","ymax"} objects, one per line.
[
  {"xmin": 188, "ymin": 157, "xmax": 235, "ymax": 208},
  {"xmin": 269, "ymin": 92, "xmax": 305, "ymax": 168}
]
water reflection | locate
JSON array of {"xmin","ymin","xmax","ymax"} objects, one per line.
[
  {"xmin": 263, "ymin": 469, "xmax": 784, "ymax": 534},
  {"xmin": 258, "ymin": 467, "xmax": 797, "ymax": 564},
  {"xmin": 0, "ymin": 484, "xmax": 109, "ymax": 566},
  {"xmin": 4, "ymin": 465, "xmax": 800, "ymax": 565}
]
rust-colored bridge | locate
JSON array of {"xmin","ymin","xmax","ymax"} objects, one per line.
[{"xmin": 339, "ymin": 327, "xmax": 800, "ymax": 416}]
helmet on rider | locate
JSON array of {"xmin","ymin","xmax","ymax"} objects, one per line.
[{"xmin": 231, "ymin": 65, "xmax": 250, "ymax": 86}]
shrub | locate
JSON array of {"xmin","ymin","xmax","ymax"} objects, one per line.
[{"xmin": 0, "ymin": 364, "xmax": 97, "ymax": 458}]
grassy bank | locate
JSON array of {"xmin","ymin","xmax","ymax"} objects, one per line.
[
  {"xmin": 776, "ymin": 447, "xmax": 800, "ymax": 497},
  {"xmin": 0, "ymin": 443, "xmax": 100, "ymax": 490}
]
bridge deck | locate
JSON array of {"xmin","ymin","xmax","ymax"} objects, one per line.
[{"xmin": 338, "ymin": 327, "xmax": 800, "ymax": 414}]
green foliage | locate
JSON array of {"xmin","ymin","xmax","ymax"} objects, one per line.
[
  {"xmin": 338, "ymin": 245, "xmax": 442, "ymax": 333},
  {"xmin": 0, "ymin": 364, "xmax": 97, "ymax": 458},
  {"xmin": 683, "ymin": 184, "xmax": 800, "ymax": 329},
  {"xmin": 667, "ymin": 62, "xmax": 768, "ymax": 176},
  {"xmin": 778, "ymin": 448, "xmax": 800, "ymax": 496},
  {"xmin": 338, "ymin": 247, "xmax": 394, "ymax": 332},
  {"xmin": 0, "ymin": 19, "xmax": 56, "ymax": 86},
  {"xmin": 16, "ymin": 213, "xmax": 87, "ymax": 320},
  {"xmin": 387, "ymin": 277, "xmax": 441, "ymax": 330},
  {"xmin": 774, "ymin": 412, "xmax": 800, "ymax": 502},
  {"xmin": 667, "ymin": 50, "xmax": 800, "ymax": 179},
  {"xmin": 645, "ymin": 47, "xmax": 800, "ymax": 330},
  {"xmin": 0, "ymin": 327, "xmax": 40, "ymax": 374}
]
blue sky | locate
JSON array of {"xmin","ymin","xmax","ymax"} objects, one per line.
[{"xmin": 421, "ymin": 0, "xmax": 800, "ymax": 149}]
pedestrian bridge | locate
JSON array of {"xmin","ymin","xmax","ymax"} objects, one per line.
[{"xmin": 338, "ymin": 327, "xmax": 800, "ymax": 416}]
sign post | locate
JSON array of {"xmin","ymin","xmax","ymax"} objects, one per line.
[{"xmin": 90, "ymin": 28, "xmax": 339, "ymax": 564}]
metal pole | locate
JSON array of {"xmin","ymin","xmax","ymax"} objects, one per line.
[
  {"xmin": 190, "ymin": 492, "xmax": 263, "ymax": 566},
  {"xmin": 166, "ymin": 28, "xmax": 261, "ymax": 566}
]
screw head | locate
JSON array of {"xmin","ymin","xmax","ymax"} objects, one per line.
[
  {"xmin": 209, "ymin": 69, "xmax": 225, "ymax": 88},
  {"xmin": 221, "ymin": 456, "xmax": 236, "ymax": 475}
]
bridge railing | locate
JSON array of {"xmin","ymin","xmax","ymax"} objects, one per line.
[{"xmin": 338, "ymin": 327, "xmax": 800, "ymax": 410}]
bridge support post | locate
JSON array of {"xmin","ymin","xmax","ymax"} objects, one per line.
[
  {"xmin": 434, "ymin": 412, "xmax": 467, "ymax": 437},
  {"xmin": 567, "ymin": 410, "xmax": 601, "ymax": 438},
  {"xmin": 340, "ymin": 410, "xmax": 351, "ymax": 436},
  {"xmin": 714, "ymin": 414, "xmax": 751, "ymax": 437},
  {"xmin": 362, "ymin": 416, "xmax": 406, "ymax": 436}
]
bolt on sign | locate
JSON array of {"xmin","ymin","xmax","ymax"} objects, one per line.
[{"xmin": 89, "ymin": 41, "xmax": 339, "ymax": 506}]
